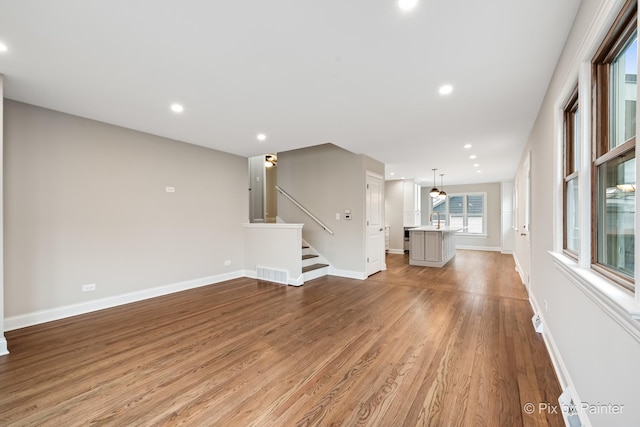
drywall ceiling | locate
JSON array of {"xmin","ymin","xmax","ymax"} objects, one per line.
[{"xmin": 0, "ymin": 0, "xmax": 581, "ymax": 185}]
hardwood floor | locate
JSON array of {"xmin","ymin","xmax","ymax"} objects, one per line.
[{"xmin": 0, "ymin": 251, "xmax": 563, "ymax": 426}]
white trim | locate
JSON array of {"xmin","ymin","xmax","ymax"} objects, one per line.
[
  {"xmin": 512, "ymin": 253, "xmax": 526, "ymax": 285},
  {"xmin": 456, "ymin": 245, "xmax": 502, "ymax": 252},
  {"xmin": 289, "ymin": 274, "xmax": 304, "ymax": 286},
  {"xmin": 0, "ymin": 337, "xmax": 7, "ymax": 356},
  {"xmin": 550, "ymin": 251, "xmax": 640, "ymax": 343},
  {"xmin": 329, "ymin": 267, "xmax": 367, "ymax": 280},
  {"xmin": 4, "ymin": 271, "xmax": 245, "ymax": 331},
  {"xmin": 245, "ymin": 268, "xmax": 304, "ymax": 287},
  {"xmin": 500, "ymin": 249, "xmax": 513, "ymax": 255},
  {"xmin": 528, "ymin": 294, "xmax": 593, "ymax": 427},
  {"xmin": 243, "ymin": 222, "xmax": 303, "ymax": 229},
  {"xmin": 387, "ymin": 248, "xmax": 405, "ymax": 255}
]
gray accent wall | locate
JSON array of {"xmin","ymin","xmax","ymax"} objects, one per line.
[
  {"xmin": 0, "ymin": 77, "xmax": 6, "ymax": 354},
  {"xmin": 277, "ymin": 143, "xmax": 384, "ymax": 275},
  {"xmin": 4, "ymin": 100, "xmax": 248, "ymax": 318}
]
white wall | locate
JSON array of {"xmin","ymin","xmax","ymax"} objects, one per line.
[
  {"xmin": 421, "ymin": 182, "xmax": 503, "ymax": 251},
  {"xmin": 384, "ymin": 180, "xmax": 405, "ymax": 253},
  {"xmin": 277, "ymin": 143, "xmax": 384, "ymax": 277},
  {"xmin": 4, "ymin": 100, "xmax": 248, "ymax": 327},
  {"xmin": 244, "ymin": 223, "xmax": 302, "ymax": 285},
  {"xmin": 514, "ymin": 0, "xmax": 640, "ymax": 425}
]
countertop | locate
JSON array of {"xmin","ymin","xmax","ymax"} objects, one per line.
[{"xmin": 407, "ymin": 226, "xmax": 463, "ymax": 232}]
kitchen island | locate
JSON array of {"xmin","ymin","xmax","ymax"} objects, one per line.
[{"xmin": 408, "ymin": 226, "xmax": 461, "ymax": 267}]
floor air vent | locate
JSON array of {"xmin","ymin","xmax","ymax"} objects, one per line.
[
  {"xmin": 256, "ymin": 267, "xmax": 288, "ymax": 285},
  {"xmin": 532, "ymin": 313, "xmax": 543, "ymax": 333}
]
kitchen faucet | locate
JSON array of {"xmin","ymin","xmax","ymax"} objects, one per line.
[{"xmin": 430, "ymin": 212, "xmax": 441, "ymax": 229}]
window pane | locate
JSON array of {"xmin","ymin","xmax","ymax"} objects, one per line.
[
  {"xmin": 467, "ymin": 195, "xmax": 484, "ymax": 234},
  {"xmin": 611, "ymin": 30, "xmax": 637, "ymax": 149},
  {"xmin": 566, "ymin": 177, "xmax": 579, "ymax": 253},
  {"xmin": 449, "ymin": 196, "xmax": 463, "ymax": 215},
  {"xmin": 450, "ymin": 216, "xmax": 464, "ymax": 231},
  {"xmin": 597, "ymin": 152, "xmax": 635, "ymax": 277},
  {"xmin": 432, "ymin": 197, "xmax": 446, "ymax": 215}
]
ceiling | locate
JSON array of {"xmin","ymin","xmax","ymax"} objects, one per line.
[{"xmin": 0, "ymin": 0, "xmax": 581, "ymax": 185}]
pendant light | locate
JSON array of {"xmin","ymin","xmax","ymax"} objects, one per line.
[
  {"xmin": 439, "ymin": 173, "xmax": 447, "ymax": 198},
  {"xmin": 429, "ymin": 168, "xmax": 440, "ymax": 198}
]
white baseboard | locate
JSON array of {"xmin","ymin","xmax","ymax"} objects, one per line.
[
  {"xmin": 328, "ymin": 267, "xmax": 367, "ymax": 280},
  {"xmin": 4, "ymin": 270, "xmax": 245, "ymax": 331},
  {"xmin": 387, "ymin": 248, "xmax": 405, "ymax": 255},
  {"xmin": 0, "ymin": 336, "xmax": 8, "ymax": 356},
  {"xmin": 512, "ymin": 253, "xmax": 526, "ymax": 285},
  {"xmin": 527, "ymin": 294, "xmax": 591, "ymax": 425},
  {"xmin": 244, "ymin": 269, "xmax": 304, "ymax": 287},
  {"xmin": 456, "ymin": 245, "xmax": 502, "ymax": 252},
  {"xmin": 501, "ymin": 249, "xmax": 513, "ymax": 255}
]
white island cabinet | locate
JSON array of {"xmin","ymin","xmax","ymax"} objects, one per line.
[{"xmin": 408, "ymin": 226, "xmax": 460, "ymax": 267}]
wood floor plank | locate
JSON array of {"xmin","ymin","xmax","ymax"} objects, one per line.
[{"xmin": 0, "ymin": 250, "xmax": 563, "ymax": 426}]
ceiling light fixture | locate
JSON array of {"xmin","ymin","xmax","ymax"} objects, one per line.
[
  {"xmin": 170, "ymin": 103, "xmax": 184, "ymax": 113},
  {"xmin": 477, "ymin": 170, "xmax": 482, "ymax": 173},
  {"xmin": 257, "ymin": 133, "xmax": 267, "ymax": 141},
  {"xmin": 438, "ymin": 174, "xmax": 447, "ymax": 198},
  {"xmin": 439, "ymin": 84, "xmax": 453, "ymax": 95},
  {"xmin": 473, "ymin": 163, "xmax": 479, "ymax": 167},
  {"xmin": 0, "ymin": 43, "xmax": 7, "ymax": 52},
  {"xmin": 265, "ymin": 154, "xmax": 277, "ymax": 168},
  {"xmin": 398, "ymin": 0, "xmax": 418, "ymax": 11},
  {"xmin": 429, "ymin": 168, "xmax": 440, "ymax": 198},
  {"xmin": 390, "ymin": 172, "xmax": 395, "ymax": 176},
  {"xmin": 464, "ymin": 144, "xmax": 472, "ymax": 149},
  {"xmin": 469, "ymin": 155, "xmax": 477, "ymax": 159}
]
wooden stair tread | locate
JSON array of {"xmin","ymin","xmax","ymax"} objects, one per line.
[
  {"xmin": 302, "ymin": 263, "xmax": 329, "ymax": 273},
  {"xmin": 302, "ymin": 254, "xmax": 319, "ymax": 260}
]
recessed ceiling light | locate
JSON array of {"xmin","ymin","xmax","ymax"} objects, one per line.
[
  {"xmin": 0, "ymin": 42, "xmax": 7, "ymax": 52},
  {"xmin": 401, "ymin": 176, "xmax": 405, "ymax": 179},
  {"xmin": 469, "ymin": 155, "xmax": 477, "ymax": 159},
  {"xmin": 477, "ymin": 170, "xmax": 482, "ymax": 173},
  {"xmin": 464, "ymin": 144, "xmax": 472, "ymax": 149},
  {"xmin": 439, "ymin": 84, "xmax": 453, "ymax": 95},
  {"xmin": 473, "ymin": 163, "xmax": 480, "ymax": 167},
  {"xmin": 390, "ymin": 172, "xmax": 395, "ymax": 176},
  {"xmin": 398, "ymin": 0, "xmax": 418, "ymax": 11},
  {"xmin": 257, "ymin": 133, "xmax": 267, "ymax": 141},
  {"xmin": 170, "ymin": 104, "xmax": 184, "ymax": 113}
]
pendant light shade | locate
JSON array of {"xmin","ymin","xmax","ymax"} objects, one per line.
[
  {"xmin": 439, "ymin": 174, "xmax": 447, "ymax": 198},
  {"xmin": 429, "ymin": 168, "xmax": 440, "ymax": 197}
]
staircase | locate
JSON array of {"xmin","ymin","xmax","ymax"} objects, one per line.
[{"xmin": 301, "ymin": 243, "xmax": 329, "ymax": 282}]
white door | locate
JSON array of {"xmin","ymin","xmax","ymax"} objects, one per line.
[{"xmin": 366, "ymin": 172, "xmax": 384, "ymax": 276}]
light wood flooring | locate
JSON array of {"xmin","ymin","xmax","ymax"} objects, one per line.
[{"xmin": 0, "ymin": 251, "xmax": 562, "ymax": 426}]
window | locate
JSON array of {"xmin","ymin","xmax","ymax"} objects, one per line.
[
  {"xmin": 429, "ymin": 193, "xmax": 486, "ymax": 235},
  {"xmin": 563, "ymin": 87, "xmax": 580, "ymax": 256},
  {"xmin": 592, "ymin": 0, "xmax": 637, "ymax": 288}
]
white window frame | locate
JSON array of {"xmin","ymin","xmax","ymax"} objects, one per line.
[{"xmin": 429, "ymin": 192, "xmax": 488, "ymax": 237}]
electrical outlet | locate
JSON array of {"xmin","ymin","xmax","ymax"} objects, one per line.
[
  {"xmin": 82, "ymin": 283, "xmax": 96, "ymax": 292},
  {"xmin": 224, "ymin": 260, "xmax": 231, "ymax": 266}
]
